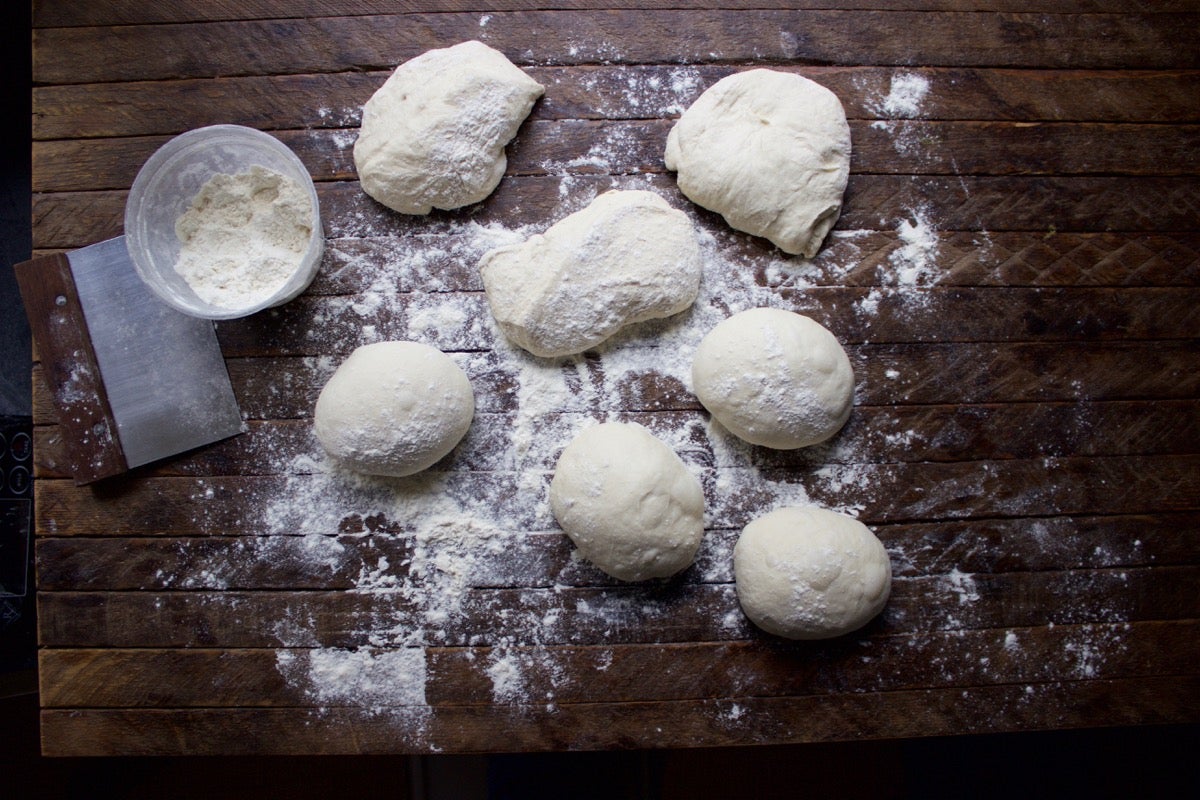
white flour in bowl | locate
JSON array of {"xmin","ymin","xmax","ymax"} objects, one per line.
[{"xmin": 174, "ymin": 165, "xmax": 313, "ymax": 309}]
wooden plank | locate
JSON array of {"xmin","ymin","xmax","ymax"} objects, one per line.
[
  {"xmin": 247, "ymin": 338, "xmax": 1200, "ymax": 411},
  {"xmin": 38, "ymin": 675, "xmax": 1200, "ymax": 755},
  {"xmin": 849, "ymin": 121, "xmax": 1200, "ymax": 177},
  {"xmin": 852, "ymin": 341, "xmax": 1200, "ymax": 406},
  {"xmin": 34, "ymin": 563, "xmax": 1200, "ymax": 650},
  {"xmin": 884, "ymin": 513, "xmax": 1200, "ymax": 577},
  {"xmin": 31, "ymin": 398, "xmax": 1200, "ymax": 481},
  {"xmin": 37, "ymin": 619, "xmax": 1200, "ymax": 709},
  {"xmin": 303, "ymin": 231, "xmax": 1200, "ymax": 294},
  {"xmin": 31, "ymin": 454, "xmax": 1200, "ymax": 539},
  {"xmin": 321, "ymin": 173, "xmax": 1200, "ymax": 239},
  {"xmin": 33, "ymin": 510, "xmax": 1200, "ymax": 591},
  {"xmin": 34, "ymin": 339, "xmax": 1199, "ymax": 426},
  {"xmin": 217, "ymin": 336, "xmax": 1189, "ymax": 412},
  {"xmin": 30, "ymin": 173, "xmax": 1200, "ymax": 251},
  {"xmin": 173, "ymin": 286, "xmax": 1199, "ymax": 359},
  {"xmin": 30, "ymin": 228, "xmax": 1200, "ymax": 295},
  {"xmin": 32, "ymin": 120, "xmax": 1200, "ymax": 193},
  {"xmin": 32, "ymin": 11, "xmax": 1200, "ymax": 86},
  {"xmin": 32, "ymin": 68, "xmax": 1200, "ymax": 141},
  {"xmin": 35, "ymin": 1, "xmax": 1197, "ymax": 28}
]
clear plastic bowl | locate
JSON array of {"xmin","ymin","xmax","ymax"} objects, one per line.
[{"xmin": 124, "ymin": 124, "xmax": 324, "ymax": 320}]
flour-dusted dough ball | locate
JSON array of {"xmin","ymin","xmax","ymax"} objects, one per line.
[
  {"xmin": 734, "ymin": 507, "xmax": 891, "ymax": 640},
  {"xmin": 314, "ymin": 341, "xmax": 474, "ymax": 477},
  {"xmin": 550, "ymin": 422, "xmax": 705, "ymax": 581},
  {"xmin": 692, "ymin": 308, "xmax": 853, "ymax": 449},
  {"xmin": 353, "ymin": 40, "xmax": 544, "ymax": 214},
  {"xmin": 479, "ymin": 190, "xmax": 703, "ymax": 358},
  {"xmin": 664, "ymin": 69, "xmax": 851, "ymax": 257}
]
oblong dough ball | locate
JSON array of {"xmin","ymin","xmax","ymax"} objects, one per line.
[
  {"xmin": 353, "ymin": 40, "xmax": 544, "ymax": 214},
  {"xmin": 314, "ymin": 341, "xmax": 474, "ymax": 477},
  {"xmin": 664, "ymin": 69, "xmax": 850, "ymax": 257},
  {"xmin": 692, "ymin": 307, "xmax": 853, "ymax": 449},
  {"xmin": 550, "ymin": 422, "xmax": 705, "ymax": 581},
  {"xmin": 479, "ymin": 190, "xmax": 703, "ymax": 357},
  {"xmin": 734, "ymin": 506, "xmax": 892, "ymax": 640}
]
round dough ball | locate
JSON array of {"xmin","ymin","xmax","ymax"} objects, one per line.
[
  {"xmin": 550, "ymin": 422, "xmax": 705, "ymax": 581},
  {"xmin": 664, "ymin": 69, "xmax": 850, "ymax": 257},
  {"xmin": 692, "ymin": 307, "xmax": 853, "ymax": 449},
  {"xmin": 479, "ymin": 190, "xmax": 703, "ymax": 358},
  {"xmin": 314, "ymin": 341, "xmax": 474, "ymax": 477},
  {"xmin": 734, "ymin": 506, "xmax": 891, "ymax": 640},
  {"xmin": 353, "ymin": 40, "xmax": 544, "ymax": 215}
]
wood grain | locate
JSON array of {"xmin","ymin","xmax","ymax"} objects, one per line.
[
  {"xmin": 35, "ymin": 563, "xmax": 1200, "ymax": 650},
  {"xmin": 32, "ymin": 398, "xmax": 1200, "ymax": 480},
  {"xmin": 33, "ymin": 11, "xmax": 1199, "ymax": 86},
  {"xmin": 38, "ymin": 619, "xmax": 1200, "ymax": 709},
  {"xmin": 31, "ymin": 1, "xmax": 1200, "ymax": 757},
  {"xmin": 33, "ymin": 337, "xmax": 1200, "ymax": 424},
  {"xmin": 33, "ymin": 68, "xmax": 1200, "ymax": 142},
  {"xmin": 39, "ymin": 675, "xmax": 1200, "ymax": 756},
  {"xmin": 27, "ymin": 230, "xmax": 1198, "ymax": 291},
  {"xmin": 33, "ymin": 510, "xmax": 1200, "ymax": 591},
  {"xmin": 35, "ymin": 1, "xmax": 1200, "ymax": 28},
  {"xmin": 31, "ymin": 173, "xmax": 1200, "ymax": 251},
  {"xmin": 32, "ymin": 121, "xmax": 1200, "ymax": 194},
  {"xmin": 31, "ymin": 454, "xmax": 1200, "ymax": 540}
]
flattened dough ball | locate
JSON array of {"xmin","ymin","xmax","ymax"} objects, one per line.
[
  {"xmin": 664, "ymin": 69, "xmax": 851, "ymax": 257},
  {"xmin": 734, "ymin": 507, "xmax": 892, "ymax": 640},
  {"xmin": 479, "ymin": 190, "xmax": 703, "ymax": 358},
  {"xmin": 550, "ymin": 422, "xmax": 705, "ymax": 581},
  {"xmin": 353, "ymin": 40, "xmax": 544, "ymax": 214},
  {"xmin": 314, "ymin": 341, "xmax": 474, "ymax": 477},
  {"xmin": 692, "ymin": 307, "xmax": 853, "ymax": 449}
]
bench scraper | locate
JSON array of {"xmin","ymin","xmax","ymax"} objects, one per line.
[{"xmin": 15, "ymin": 236, "xmax": 244, "ymax": 484}]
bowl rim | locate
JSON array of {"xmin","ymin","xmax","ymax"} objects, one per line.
[{"xmin": 124, "ymin": 124, "xmax": 323, "ymax": 320}]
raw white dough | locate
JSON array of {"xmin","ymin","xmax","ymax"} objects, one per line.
[
  {"xmin": 664, "ymin": 69, "xmax": 851, "ymax": 257},
  {"xmin": 692, "ymin": 307, "xmax": 853, "ymax": 449},
  {"xmin": 549, "ymin": 422, "xmax": 705, "ymax": 581},
  {"xmin": 353, "ymin": 40, "xmax": 544, "ymax": 214},
  {"xmin": 479, "ymin": 190, "xmax": 703, "ymax": 357},
  {"xmin": 734, "ymin": 506, "xmax": 891, "ymax": 640},
  {"xmin": 313, "ymin": 341, "xmax": 474, "ymax": 477}
]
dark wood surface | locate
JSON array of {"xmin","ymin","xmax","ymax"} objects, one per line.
[{"xmin": 30, "ymin": 1, "xmax": 1200, "ymax": 756}]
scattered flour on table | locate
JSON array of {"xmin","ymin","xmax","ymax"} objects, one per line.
[
  {"xmin": 172, "ymin": 65, "xmax": 1113, "ymax": 727},
  {"xmin": 249, "ymin": 213, "xmax": 890, "ymax": 715},
  {"xmin": 174, "ymin": 165, "xmax": 313, "ymax": 309},
  {"xmin": 868, "ymin": 71, "xmax": 933, "ymax": 160},
  {"xmin": 873, "ymin": 72, "xmax": 930, "ymax": 118},
  {"xmin": 887, "ymin": 206, "xmax": 942, "ymax": 287},
  {"xmin": 276, "ymin": 646, "xmax": 426, "ymax": 707}
]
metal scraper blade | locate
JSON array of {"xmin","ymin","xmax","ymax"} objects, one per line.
[{"xmin": 16, "ymin": 237, "xmax": 243, "ymax": 483}]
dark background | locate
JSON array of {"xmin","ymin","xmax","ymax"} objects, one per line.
[{"xmin": 2, "ymin": 7, "xmax": 1196, "ymax": 797}]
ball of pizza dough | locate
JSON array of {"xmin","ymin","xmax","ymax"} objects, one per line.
[
  {"xmin": 314, "ymin": 341, "xmax": 474, "ymax": 477},
  {"xmin": 479, "ymin": 190, "xmax": 703, "ymax": 358},
  {"xmin": 664, "ymin": 69, "xmax": 851, "ymax": 257},
  {"xmin": 550, "ymin": 422, "xmax": 705, "ymax": 581},
  {"xmin": 734, "ymin": 506, "xmax": 892, "ymax": 640},
  {"xmin": 691, "ymin": 307, "xmax": 853, "ymax": 449},
  {"xmin": 353, "ymin": 40, "xmax": 544, "ymax": 214}
]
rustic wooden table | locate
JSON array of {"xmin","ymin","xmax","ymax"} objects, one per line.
[{"xmin": 29, "ymin": 2, "xmax": 1200, "ymax": 756}]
